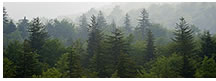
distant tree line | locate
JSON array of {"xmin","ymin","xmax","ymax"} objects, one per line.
[{"xmin": 3, "ymin": 6, "xmax": 216, "ymax": 78}]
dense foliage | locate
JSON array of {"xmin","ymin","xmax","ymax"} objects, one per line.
[{"xmin": 3, "ymin": 5, "xmax": 216, "ymax": 78}]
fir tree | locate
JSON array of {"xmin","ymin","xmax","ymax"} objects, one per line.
[
  {"xmin": 87, "ymin": 15, "xmax": 103, "ymax": 63},
  {"xmin": 137, "ymin": 8, "xmax": 151, "ymax": 40},
  {"xmin": 79, "ymin": 14, "xmax": 88, "ymax": 40},
  {"xmin": 200, "ymin": 30, "xmax": 216, "ymax": 58},
  {"xmin": 116, "ymin": 52, "xmax": 138, "ymax": 78},
  {"xmin": 18, "ymin": 16, "xmax": 29, "ymax": 39},
  {"xmin": 110, "ymin": 19, "xmax": 116, "ymax": 32},
  {"xmin": 124, "ymin": 13, "xmax": 132, "ymax": 35},
  {"xmin": 97, "ymin": 11, "xmax": 107, "ymax": 30},
  {"xmin": 16, "ymin": 40, "xmax": 40, "ymax": 78},
  {"xmin": 3, "ymin": 57, "xmax": 16, "ymax": 78},
  {"xmin": 172, "ymin": 17, "xmax": 195, "ymax": 78},
  {"xmin": 145, "ymin": 29, "xmax": 155, "ymax": 62},
  {"xmin": 28, "ymin": 17, "xmax": 48, "ymax": 53}
]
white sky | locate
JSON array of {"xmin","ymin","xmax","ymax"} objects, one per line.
[{"xmin": 4, "ymin": 2, "xmax": 112, "ymax": 21}]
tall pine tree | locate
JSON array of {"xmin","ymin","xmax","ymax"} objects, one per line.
[
  {"xmin": 137, "ymin": 8, "xmax": 151, "ymax": 40},
  {"xmin": 28, "ymin": 17, "xmax": 48, "ymax": 54},
  {"xmin": 172, "ymin": 17, "xmax": 195, "ymax": 78},
  {"xmin": 18, "ymin": 16, "xmax": 29, "ymax": 39},
  {"xmin": 79, "ymin": 14, "xmax": 88, "ymax": 40},
  {"xmin": 97, "ymin": 11, "xmax": 107, "ymax": 30},
  {"xmin": 124, "ymin": 13, "xmax": 132, "ymax": 35},
  {"xmin": 200, "ymin": 30, "xmax": 216, "ymax": 58},
  {"xmin": 145, "ymin": 29, "xmax": 155, "ymax": 63}
]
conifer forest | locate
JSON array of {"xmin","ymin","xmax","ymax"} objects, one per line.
[{"xmin": 3, "ymin": 2, "xmax": 216, "ymax": 78}]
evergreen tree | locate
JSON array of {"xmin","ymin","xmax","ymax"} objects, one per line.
[
  {"xmin": 4, "ymin": 40, "xmax": 23, "ymax": 64},
  {"xmin": 28, "ymin": 17, "xmax": 48, "ymax": 53},
  {"xmin": 106, "ymin": 28, "xmax": 129, "ymax": 67},
  {"xmin": 172, "ymin": 17, "xmax": 195, "ymax": 77},
  {"xmin": 16, "ymin": 40, "xmax": 40, "ymax": 78},
  {"xmin": 67, "ymin": 44, "xmax": 83, "ymax": 78},
  {"xmin": 79, "ymin": 14, "xmax": 89, "ymax": 40},
  {"xmin": 56, "ymin": 43, "xmax": 83, "ymax": 78},
  {"xmin": 3, "ymin": 57, "xmax": 16, "ymax": 78},
  {"xmin": 195, "ymin": 56, "xmax": 216, "ymax": 78},
  {"xmin": 110, "ymin": 19, "xmax": 117, "ymax": 32},
  {"xmin": 116, "ymin": 52, "xmax": 138, "ymax": 78},
  {"xmin": 3, "ymin": 7, "xmax": 9, "ymax": 24},
  {"xmin": 5, "ymin": 20, "xmax": 17, "ymax": 34},
  {"xmin": 137, "ymin": 8, "xmax": 151, "ymax": 40},
  {"xmin": 97, "ymin": 11, "xmax": 107, "ymax": 30},
  {"xmin": 87, "ymin": 15, "xmax": 103, "ymax": 63},
  {"xmin": 56, "ymin": 53, "xmax": 69, "ymax": 77},
  {"xmin": 124, "ymin": 13, "xmax": 132, "ymax": 35},
  {"xmin": 200, "ymin": 30, "xmax": 216, "ymax": 58},
  {"xmin": 40, "ymin": 39, "xmax": 66, "ymax": 67},
  {"xmin": 18, "ymin": 16, "xmax": 29, "ymax": 39},
  {"xmin": 3, "ymin": 7, "xmax": 16, "ymax": 34},
  {"xmin": 40, "ymin": 68, "xmax": 62, "ymax": 78},
  {"xmin": 104, "ymin": 28, "xmax": 132, "ymax": 77},
  {"xmin": 145, "ymin": 29, "xmax": 155, "ymax": 63},
  {"xmin": 138, "ymin": 53, "xmax": 183, "ymax": 78}
]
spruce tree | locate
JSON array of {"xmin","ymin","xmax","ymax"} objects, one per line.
[
  {"xmin": 124, "ymin": 13, "xmax": 132, "ymax": 35},
  {"xmin": 3, "ymin": 7, "xmax": 16, "ymax": 34},
  {"xmin": 110, "ymin": 19, "xmax": 117, "ymax": 32},
  {"xmin": 68, "ymin": 46, "xmax": 83, "ymax": 78},
  {"xmin": 28, "ymin": 17, "xmax": 48, "ymax": 54},
  {"xmin": 106, "ymin": 28, "xmax": 129, "ymax": 66},
  {"xmin": 200, "ymin": 30, "xmax": 216, "ymax": 58},
  {"xmin": 116, "ymin": 52, "xmax": 138, "ymax": 78},
  {"xmin": 137, "ymin": 8, "xmax": 151, "ymax": 40},
  {"xmin": 16, "ymin": 40, "xmax": 40, "ymax": 78},
  {"xmin": 97, "ymin": 11, "xmax": 107, "ymax": 30},
  {"xmin": 56, "ymin": 45, "xmax": 83, "ymax": 78},
  {"xmin": 3, "ymin": 57, "xmax": 16, "ymax": 78},
  {"xmin": 3, "ymin": 7, "xmax": 9, "ymax": 24},
  {"xmin": 87, "ymin": 15, "xmax": 103, "ymax": 63},
  {"xmin": 79, "ymin": 14, "xmax": 88, "ymax": 40},
  {"xmin": 145, "ymin": 29, "xmax": 155, "ymax": 63},
  {"xmin": 172, "ymin": 17, "xmax": 195, "ymax": 78},
  {"xmin": 18, "ymin": 16, "xmax": 29, "ymax": 39}
]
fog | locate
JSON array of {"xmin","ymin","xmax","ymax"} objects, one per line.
[
  {"xmin": 4, "ymin": 2, "xmax": 112, "ymax": 21},
  {"xmin": 4, "ymin": 2, "xmax": 216, "ymax": 32}
]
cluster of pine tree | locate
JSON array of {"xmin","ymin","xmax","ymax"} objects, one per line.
[{"xmin": 3, "ymin": 7, "xmax": 216, "ymax": 78}]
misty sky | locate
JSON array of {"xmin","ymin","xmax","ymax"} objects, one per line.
[{"xmin": 4, "ymin": 2, "xmax": 112, "ymax": 21}]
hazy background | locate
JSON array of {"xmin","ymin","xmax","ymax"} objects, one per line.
[{"xmin": 4, "ymin": 2, "xmax": 216, "ymax": 32}]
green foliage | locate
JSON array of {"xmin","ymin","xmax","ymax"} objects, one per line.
[
  {"xmin": 137, "ymin": 8, "xmax": 150, "ymax": 40},
  {"xmin": 124, "ymin": 13, "xmax": 132, "ymax": 35},
  {"xmin": 16, "ymin": 40, "xmax": 41, "ymax": 78},
  {"xmin": 56, "ymin": 45, "xmax": 83, "ymax": 78},
  {"xmin": 78, "ymin": 14, "xmax": 88, "ymax": 41},
  {"xmin": 46, "ymin": 19, "xmax": 76, "ymax": 46},
  {"xmin": 40, "ymin": 39, "xmax": 66, "ymax": 67},
  {"xmin": 4, "ymin": 20, "xmax": 17, "ymax": 34},
  {"xmin": 145, "ymin": 29, "xmax": 155, "ymax": 62},
  {"xmin": 97, "ymin": 11, "xmax": 107, "ymax": 30},
  {"xmin": 131, "ymin": 40, "xmax": 146, "ymax": 66},
  {"xmin": 28, "ymin": 17, "xmax": 49, "ymax": 53},
  {"xmin": 195, "ymin": 56, "xmax": 216, "ymax": 78},
  {"xmin": 172, "ymin": 17, "xmax": 196, "ymax": 77},
  {"xmin": 3, "ymin": 57, "xmax": 16, "ymax": 78},
  {"xmin": 4, "ymin": 40, "xmax": 23, "ymax": 64},
  {"xmin": 56, "ymin": 53, "xmax": 69, "ymax": 77},
  {"xmin": 17, "ymin": 16, "xmax": 29, "ymax": 39},
  {"xmin": 116, "ymin": 52, "xmax": 138, "ymax": 78},
  {"xmin": 41, "ymin": 68, "xmax": 62, "ymax": 78},
  {"xmin": 151, "ymin": 53, "xmax": 183, "ymax": 78},
  {"xmin": 200, "ymin": 30, "xmax": 216, "ymax": 58}
]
